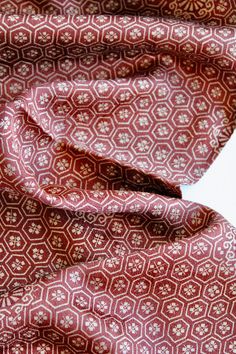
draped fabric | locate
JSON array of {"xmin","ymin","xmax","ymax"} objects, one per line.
[{"xmin": 0, "ymin": 1, "xmax": 236, "ymax": 353}]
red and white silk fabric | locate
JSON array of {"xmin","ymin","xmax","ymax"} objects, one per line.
[{"xmin": 0, "ymin": 1, "xmax": 236, "ymax": 353}]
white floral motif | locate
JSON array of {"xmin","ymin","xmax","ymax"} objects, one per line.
[
  {"xmin": 14, "ymin": 31, "xmax": 28, "ymax": 44},
  {"xmin": 49, "ymin": 212, "xmax": 61, "ymax": 226},
  {"xmin": 192, "ymin": 242, "xmax": 208, "ymax": 255},
  {"xmin": 51, "ymin": 289, "xmax": 66, "ymax": 301},
  {"xmin": 195, "ymin": 322, "xmax": 209, "ymax": 336},
  {"xmin": 167, "ymin": 302, "xmax": 180, "ymax": 314},
  {"xmin": 60, "ymin": 31, "xmax": 72, "ymax": 43},
  {"xmin": 85, "ymin": 317, "xmax": 98, "ymax": 331},
  {"xmin": 34, "ymin": 311, "xmax": 48, "ymax": 324},
  {"xmin": 152, "ymin": 27, "xmax": 165, "ymax": 38},
  {"xmin": 183, "ymin": 283, "xmax": 196, "ymax": 296},
  {"xmin": 5, "ymin": 210, "xmax": 17, "ymax": 224},
  {"xmin": 157, "ymin": 346, "xmax": 170, "ymax": 354},
  {"xmin": 198, "ymin": 263, "xmax": 214, "ymax": 276},
  {"xmin": 119, "ymin": 341, "xmax": 131, "ymax": 354},
  {"xmin": 9, "ymin": 235, "xmax": 21, "ymax": 248},
  {"xmin": 4, "ymin": 163, "xmax": 16, "ymax": 176},
  {"xmin": 10, "ymin": 343, "xmax": 24, "ymax": 354},
  {"xmin": 141, "ymin": 301, "xmax": 155, "ymax": 315},
  {"xmin": 71, "ymin": 223, "xmax": 84, "ymax": 235},
  {"xmin": 11, "ymin": 259, "xmax": 25, "ymax": 271},
  {"xmin": 90, "ymin": 277, "xmax": 104, "ymax": 290},
  {"xmin": 60, "ymin": 315, "xmax": 74, "ymax": 329},
  {"xmin": 72, "ymin": 247, "xmax": 85, "ymax": 261},
  {"xmin": 36, "ymin": 343, "xmax": 51, "ymax": 354},
  {"xmin": 96, "ymin": 300, "xmax": 108, "ymax": 313},
  {"xmin": 32, "ymin": 248, "xmax": 44, "ymax": 260},
  {"xmin": 172, "ymin": 323, "xmax": 185, "ymax": 336},
  {"xmin": 218, "ymin": 321, "xmax": 231, "ymax": 335},
  {"xmin": 228, "ymin": 341, "xmax": 236, "ymax": 353},
  {"xmin": 148, "ymin": 322, "xmax": 160, "ymax": 336},
  {"xmin": 189, "ymin": 303, "xmax": 203, "ymax": 316},
  {"xmin": 75, "ymin": 296, "xmax": 88, "ymax": 308},
  {"xmin": 0, "ymin": 116, "xmax": 10, "ymax": 130},
  {"xmin": 70, "ymin": 271, "xmax": 81, "ymax": 283},
  {"xmin": 207, "ymin": 284, "xmax": 220, "ymax": 297},
  {"xmin": 119, "ymin": 301, "xmax": 131, "ymax": 314},
  {"xmin": 114, "ymin": 279, "xmax": 126, "ymax": 292},
  {"xmin": 204, "ymin": 340, "xmax": 218, "ymax": 353},
  {"xmin": 28, "ymin": 223, "xmax": 42, "ymax": 234},
  {"xmin": 109, "ymin": 321, "xmax": 120, "ymax": 333},
  {"xmin": 182, "ymin": 344, "xmax": 195, "ymax": 354},
  {"xmin": 105, "ymin": 30, "xmax": 118, "ymax": 42}
]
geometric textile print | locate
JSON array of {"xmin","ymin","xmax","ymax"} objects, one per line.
[{"xmin": 0, "ymin": 1, "xmax": 236, "ymax": 353}]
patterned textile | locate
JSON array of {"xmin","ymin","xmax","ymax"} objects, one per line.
[{"xmin": 0, "ymin": 1, "xmax": 236, "ymax": 353}]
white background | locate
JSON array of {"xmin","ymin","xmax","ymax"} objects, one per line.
[{"xmin": 181, "ymin": 130, "xmax": 236, "ymax": 228}]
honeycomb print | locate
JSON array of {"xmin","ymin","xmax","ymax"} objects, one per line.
[{"xmin": 0, "ymin": 1, "xmax": 235, "ymax": 353}]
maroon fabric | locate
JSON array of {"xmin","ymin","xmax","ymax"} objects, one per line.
[{"xmin": 0, "ymin": 1, "xmax": 236, "ymax": 353}]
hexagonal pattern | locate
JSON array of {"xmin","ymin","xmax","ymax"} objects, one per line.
[{"xmin": 0, "ymin": 2, "xmax": 236, "ymax": 353}]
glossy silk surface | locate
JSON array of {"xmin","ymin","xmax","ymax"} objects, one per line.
[{"xmin": 0, "ymin": 1, "xmax": 236, "ymax": 353}]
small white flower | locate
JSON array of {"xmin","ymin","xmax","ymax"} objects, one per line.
[
  {"xmin": 56, "ymin": 82, "xmax": 69, "ymax": 92},
  {"xmin": 148, "ymin": 322, "xmax": 160, "ymax": 336},
  {"xmin": 4, "ymin": 163, "xmax": 16, "ymax": 176},
  {"xmin": 152, "ymin": 27, "xmax": 165, "ymax": 38},
  {"xmin": 60, "ymin": 31, "xmax": 72, "ymax": 43},
  {"xmin": 60, "ymin": 315, "xmax": 74, "ymax": 329},
  {"xmin": 172, "ymin": 323, "xmax": 185, "ymax": 336},
  {"xmin": 51, "ymin": 289, "xmax": 66, "ymax": 301},
  {"xmin": 70, "ymin": 271, "xmax": 81, "ymax": 283},
  {"xmin": 174, "ymin": 26, "xmax": 187, "ymax": 37},
  {"xmin": 85, "ymin": 317, "xmax": 98, "ymax": 331},
  {"xmin": 34, "ymin": 311, "xmax": 48, "ymax": 324},
  {"xmin": 129, "ymin": 28, "xmax": 142, "ymax": 40}
]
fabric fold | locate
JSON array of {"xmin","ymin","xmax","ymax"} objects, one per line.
[{"xmin": 0, "ymin": 1, "xmax": 236, "ymax": 353}]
